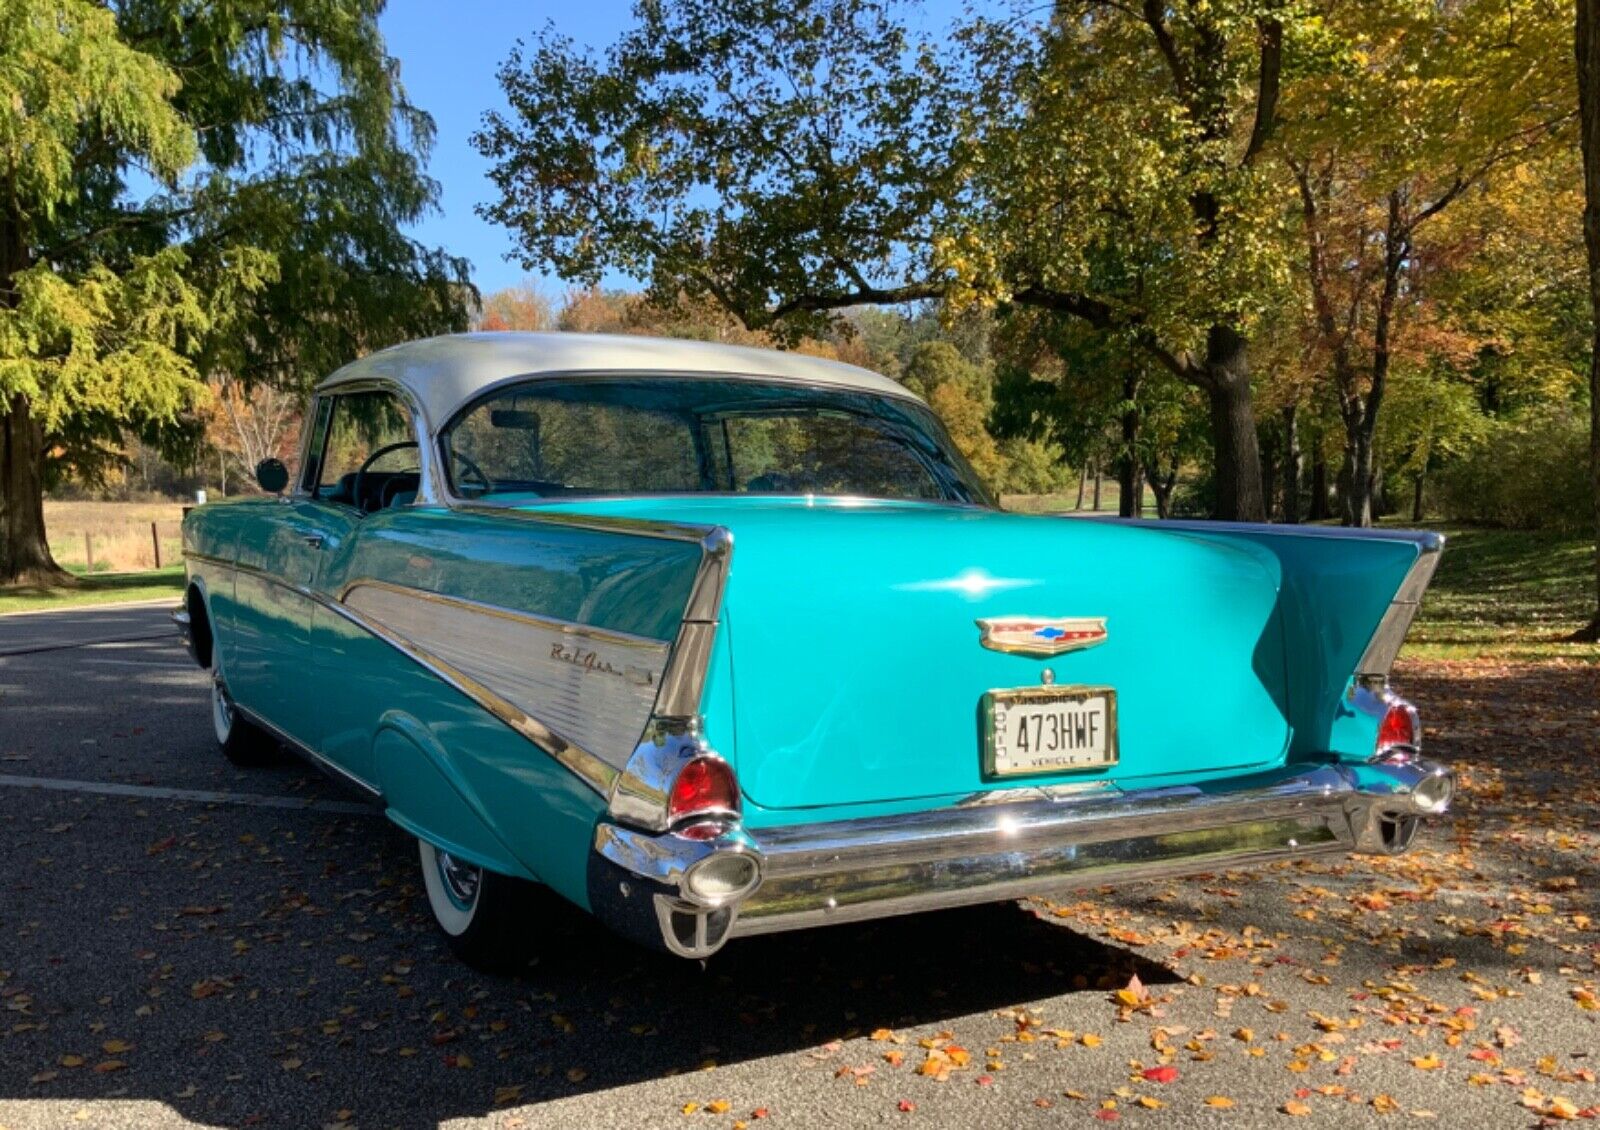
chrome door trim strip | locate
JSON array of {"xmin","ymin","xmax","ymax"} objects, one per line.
[
  {"xmin": 233, "ymin": 702, "xmax": 383, "ymax": 801},
  {"xmin": 190, "ymin": 555, "xmax": 636, "ymax": 795}
]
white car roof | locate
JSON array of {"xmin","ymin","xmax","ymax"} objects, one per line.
[{"xmin": 315, "ymin": 331, "xmax": 922, "ymax": 429}]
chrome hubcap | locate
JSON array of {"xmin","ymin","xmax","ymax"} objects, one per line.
[
  {"xmin": 436, "ymin": 850, "xmax": 481, "ymax": 910},
  {"xmin": 211, "ymin": 671, "xmax": 234, "ymax": 741}
]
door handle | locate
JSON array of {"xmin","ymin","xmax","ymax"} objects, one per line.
[{"xmin": 302, "ymin": 534, "xmax": 325, "ymax": 549}]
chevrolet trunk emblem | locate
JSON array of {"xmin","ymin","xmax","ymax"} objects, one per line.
[{"xmin": 976, "ymin": 616, "xmax": 1108, "ymax": 657}]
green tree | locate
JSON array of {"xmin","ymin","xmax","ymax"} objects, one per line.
[
  {"xmin": 1280, "ymin": 0, "xmax": 1570, "ymax": 526},
  {"xmin": 0, "ymin": 0, "xmax": 470, "ymax": 585},
  {"xmin": 899, "ymin": 341, "xmax": 1006, "ymax": 488},
  {"xmin": 474, "ymin": 0, "xmax": 1291, "ymax": 520}
]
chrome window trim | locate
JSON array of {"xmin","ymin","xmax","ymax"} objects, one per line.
[{"xmin": 298, "ymin": 377, "xmax": 444, "ymax": 508}]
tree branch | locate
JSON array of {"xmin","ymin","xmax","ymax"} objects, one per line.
[{"xmin": 1240, "ymin": 16, "xmax": 1283, "ymax": 166}]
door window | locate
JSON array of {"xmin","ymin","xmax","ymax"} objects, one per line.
[{"xmin": 313, "ymin": 390, "xmax": 419, "ymax": 512}]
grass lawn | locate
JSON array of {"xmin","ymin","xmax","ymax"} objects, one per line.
[
  {"xmin": 0, "ymin": 564, "xmax": 185, "ymax": 615},
  {"xmin": 1406, "ymin": 523, "xmax": 1599, "ymax": 663}
]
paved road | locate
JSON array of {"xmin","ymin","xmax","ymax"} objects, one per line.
[{"xmin": 0, "ymin": 606, "xmax": 1595, "ymax": 1128}]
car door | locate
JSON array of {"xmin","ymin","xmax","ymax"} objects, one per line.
[
  {"xmin": 298, "ymin": 386, "xmax": 423, "ymax": 785},
  {"xmin": 227, "ymin": 398, "xmax": 336, "ymax": 747}
]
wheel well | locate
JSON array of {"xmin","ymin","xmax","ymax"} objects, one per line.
[{"xmin": 186, "ymin": 584, "xmax": 214, "ymax": 670}]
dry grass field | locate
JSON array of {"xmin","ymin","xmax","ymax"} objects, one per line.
[{"xmin": 43, "ymin": 500, "xmax": 188, "ymax": 573}]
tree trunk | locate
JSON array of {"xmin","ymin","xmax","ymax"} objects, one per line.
[
  {"xmin": 1145, "ymin": 456, "xmax": 1178, "ymax": 519},
  {"xmin": 1074, "ymin": 464, "xmax": 1087, "ymax": 510},
  {"xmin": 1258, "ymin": 423, "xmax": 1278, "ymax": 523},
  {"xmin": 1341, "ymin": 435, "xmax": 1375, "ymax": 527},
  {"xmin": 1575, "ymin": 0, "xmax": 1600, "ymax": 641},
  {"xmin": 1309, "ymin": 440, "xmax": 1330, "ymax": 521},
  {"xmin": 1092, "ymin": 463, "xmax": 1102, "ymax": 511},
  {"xmin": 1282, "ymin": 404, "xmax": 1301, "ymax": 524},
  {"xmin": 1412, "ymin": 470, "xmax": 1426, "ymax": 522},
  {"xmin": 0, "ymin": 395, "xmax": 68, "ymax": 586},
  {"xmin": 1118, "ymin": 372, "xmax": 1141, "ymax": 518},
  {"xmin": 1202, "ymin": 326, "xmax": 1267, "ymax": 522}
]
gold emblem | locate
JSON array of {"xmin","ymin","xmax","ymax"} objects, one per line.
[{"xmin": 976, "ymin": 616, "xmax": 1108, "ymax": 657}]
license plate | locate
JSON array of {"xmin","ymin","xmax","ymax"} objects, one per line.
[{"xmin": 983, "ymin": 685, "xmax": 1118, "ymax": 777}]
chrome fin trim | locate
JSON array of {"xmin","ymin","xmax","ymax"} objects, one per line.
[{"xmin": 1355, "ymin": 532, "xmax": 1444, "ymax": 683}]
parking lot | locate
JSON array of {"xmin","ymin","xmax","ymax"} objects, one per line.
[{"xmin": 1, "ymin": 605, "xmax": 1596, "ymax": 1128}]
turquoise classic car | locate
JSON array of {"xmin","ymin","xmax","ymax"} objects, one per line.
[{"xmin": 176, "ymin": 332, "xmax": 1453, "ymax": 968}]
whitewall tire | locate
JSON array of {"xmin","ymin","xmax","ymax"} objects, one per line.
[
  {"xmin": 417, "ymin": 838, "xmax": 539, "ymax": 972},
  {"xmin": 210, "ymin": 660, "xmax": 278, "ymax": 767}
]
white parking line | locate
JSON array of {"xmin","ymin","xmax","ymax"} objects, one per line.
[
  {"xmin": 82, "ymin": 657, "xmax": 198, "ymax": 669},
  {"xmin": 0, "ymin": 773, "xmax": 378, "ymax": 816}
]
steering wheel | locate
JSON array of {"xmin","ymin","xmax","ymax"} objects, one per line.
[
  {"xmin": 353, "ymin": 441, "xmax": 420, "ymax": 513},
  {"xmin": 450, "ymin": 449, "xmax": 492, "ymax": 497}
]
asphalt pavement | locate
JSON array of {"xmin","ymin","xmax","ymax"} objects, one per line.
[{"xmin": 0, "ymin": 605, "xmax": 1595, "ymax": 1129}]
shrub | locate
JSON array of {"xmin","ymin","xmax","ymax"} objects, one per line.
[{"xmin": 1436, "ymin": 407, "xmax": 1592, "ymax": 532}]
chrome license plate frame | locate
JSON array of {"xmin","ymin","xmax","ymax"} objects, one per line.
[{"xmin": 982, "ymin": 685, "xmax": 1118, "ymax": 778}]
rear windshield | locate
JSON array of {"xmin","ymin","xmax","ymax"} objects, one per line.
[{"xmin": 438, "ymin": 377, "xmax": 990, "ymax": 505}]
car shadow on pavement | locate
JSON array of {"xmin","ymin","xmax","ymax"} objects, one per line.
[{"xmin": 1, "ymin": 796, "xmax": 1178, "ymax": 1130}]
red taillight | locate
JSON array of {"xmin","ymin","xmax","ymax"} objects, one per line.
[
  {"xmin": 667, "ymin": 756, "xmax": 740, "ymax": 829},
  {"xmin": 1377, "ymin": 695, "xmax": 1421, "ymax": 755}
]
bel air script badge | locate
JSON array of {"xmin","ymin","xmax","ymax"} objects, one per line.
[{"xmin": 976, "ymin": 616, "xmax": 1108, "ymax": 657}]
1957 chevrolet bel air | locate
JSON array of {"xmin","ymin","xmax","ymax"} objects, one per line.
[{"xmin": 176, "ymin": 332, "xmax": 1454, "ymax": 967}]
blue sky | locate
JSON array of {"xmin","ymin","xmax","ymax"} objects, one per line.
[
  {"xmin": 378, "ymin": 1, "xmax": 968, "ymax": 298},
  {"xmin": 378, "ymin": 1, "xmax": 642, "ymax": 296}
]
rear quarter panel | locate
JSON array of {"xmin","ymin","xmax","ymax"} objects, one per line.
[{"xmin": 313, "ymin": 506, "xmax": 706, "ymax": 909}]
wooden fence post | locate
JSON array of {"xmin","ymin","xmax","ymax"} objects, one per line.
[
  {"xmin": 84, "ymin": 531, "xmax": 94, "ymax": 573},
  {"xmin": 152, "ymin": 522, "xmax": 162, "ymax": 569}
]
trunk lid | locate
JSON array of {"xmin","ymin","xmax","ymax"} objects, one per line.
[{"xmin": 538, "ymin": 498, "xmax": 1291, "ymax": 811}]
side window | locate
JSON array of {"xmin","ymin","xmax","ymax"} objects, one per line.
[
  {"xmin": 298, "ymin": 397, "xmax": 334, "ymax": 494},
  {"xmin": 313, "ymin": 390, "xmax": 418, "ymax": 512},
  {"xmin": 446, "ymin": 393, "xmax": 700, "ymax": 495}
]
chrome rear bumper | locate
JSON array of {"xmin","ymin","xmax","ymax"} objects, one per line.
[{"xmin": 590, "ymin": 756, "xmax": 1452, "ymax": 959}]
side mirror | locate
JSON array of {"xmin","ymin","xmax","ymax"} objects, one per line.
[{"xmin": 255, "ymin": 458, "xmax": 290, "ymax": 494}]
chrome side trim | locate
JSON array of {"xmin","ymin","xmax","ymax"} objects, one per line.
[
  {"xmin": 654, "ymin": 528, "xmax": 733, "ymax": 719},
  {"xmin": 335, "ymin": 578, "xmax": 668, "ymax": 650},
  {"xmin": 232, "ymin": 702, "xmax": 383, "ymax": 801},
  {"xmin": 448, "ymin": 501, "xmax": 721, "ymax": 544},
  {"xmin": 605, "ymin": 528, "xmax": 735, "ymax": 830},
  {"xmin": 1356, "ymin": 534, "xmax": 1445, "ymax": 683}
]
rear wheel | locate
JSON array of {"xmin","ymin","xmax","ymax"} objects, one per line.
[
  {"xmin": 211, "ymin": 663, "xmax": 278, "ymax": 767},
  {"xmin": 418, "ymin": 839, "xmax": 538, "ymax": 973}
]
